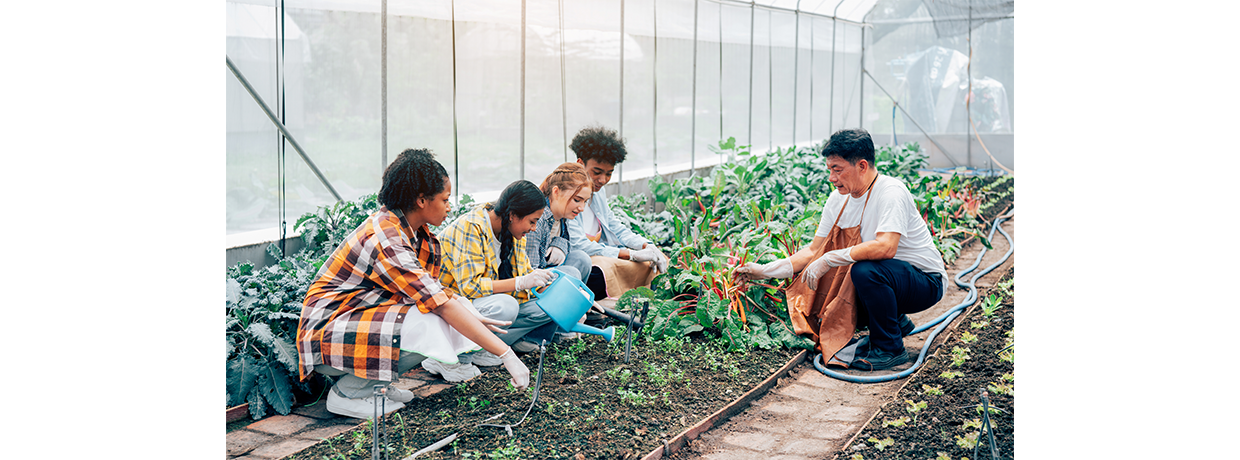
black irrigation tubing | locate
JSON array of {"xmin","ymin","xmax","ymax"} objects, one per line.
[
  {"xmin": 404, "ymin": 340, "xmax": 549, "ymax": 459},
  {"xmin": 813, "ymin": 211, "xmax": 1014, "ymax": 384}
]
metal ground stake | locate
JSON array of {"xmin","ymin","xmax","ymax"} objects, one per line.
[{"xmin": 373, "ymin": 385, "xmax": 388, "ymax": 460}]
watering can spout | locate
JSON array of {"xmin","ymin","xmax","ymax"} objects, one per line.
[{"xmin": 570, "ymin": 323, "xmax": 615, "ymax": 342}]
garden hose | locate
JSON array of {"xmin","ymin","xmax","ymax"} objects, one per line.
[{"xmin": 813, "ymin": 212, "xmax": 1013, "ymax": 384}]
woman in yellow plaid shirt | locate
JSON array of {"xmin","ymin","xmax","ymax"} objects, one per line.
[{"xmin": 432, "ymin": 180, "xmax": 559, "ymax": 381}]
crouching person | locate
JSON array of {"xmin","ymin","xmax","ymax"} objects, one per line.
[
  {"xmin": 296, "ymin": 148, "xmax": 529, "ymax": 419},
  {"xmin": 437, "ymin": 180, "xmax": 560, "ymax": 375},
  {"xmin": 733, "ymin": 129, "xmax": 946, "ymax": 371}
]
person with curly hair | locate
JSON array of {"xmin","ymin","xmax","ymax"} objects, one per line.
[
  {"xmin": 436, "ymin": 180, "xmax": 560, "ymax": 372},
  {"xmin": 565, "ymin": 125, "xmax": 670, "ymax": 301},
  {"xmin": 296, "ymin": 148, "xmax": 530, "ymax": 419}
]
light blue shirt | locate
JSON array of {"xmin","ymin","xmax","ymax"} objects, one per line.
[{"xmin": 566, "ymin": 186, "xmax": 650, "ymax": 258}]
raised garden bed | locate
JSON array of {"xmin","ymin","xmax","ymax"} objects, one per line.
[
  {"xmin": 288, "ymin": 332, "xmax": 804, "ymax": 460},
  {"xmin": 839, "ymin": 266, "xmax": 1015, "ymax": 460}
]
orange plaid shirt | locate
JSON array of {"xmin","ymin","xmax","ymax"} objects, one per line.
[{"xmin": 296, "ymin": 206, "xmax": 455, "ymax": 382}]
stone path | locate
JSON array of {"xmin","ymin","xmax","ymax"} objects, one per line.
[{"xmin": 672, "ymin": 217, "xmax": 1014, "ymax": 460}]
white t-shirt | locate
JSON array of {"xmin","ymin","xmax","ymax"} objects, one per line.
[{"xmin": 814, "ymin": 175, "xmax": 947, "ymax": 278}]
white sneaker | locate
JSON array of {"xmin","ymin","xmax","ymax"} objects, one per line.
[
  {"xmin": 553, "ymin": 332, "xmax": 580, "ymax": 343},
  {"xmin": 386, "ymin": 386, "xmax": 415, "ymax": 403},
  {"xmin": 511, "ymin": 340, "xmax": 540, "ymax": 354},
  {"xmin": 470, "ymin": 350, "xmax": 504, "ymax": 367},
  {"xmin": 421, "ymin": 359, "xmax": 482, "ymax": 382},
  {"xmin": 326, "ymin": 389, "xmax": 405, "ymax": 419}
]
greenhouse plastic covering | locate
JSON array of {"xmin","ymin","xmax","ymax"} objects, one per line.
[{"xmin": 226, "ymin": 0, "xmax": 1012, "ymax": 241}]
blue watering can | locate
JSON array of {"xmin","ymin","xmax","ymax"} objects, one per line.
[{"xmin": 530, "ymin": 269, "xmax": 615, "ymax": 341}]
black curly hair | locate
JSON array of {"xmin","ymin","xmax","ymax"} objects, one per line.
[
  {"xmin": 569, "ymin": 125, "xmax": 627, "ymax": 166},
  {"xmin": 378, "ymin": 148, "xmax": 449, "ymax": 212}
]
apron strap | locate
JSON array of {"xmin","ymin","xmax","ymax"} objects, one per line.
[{"xmin": 831, "ymin": 174, "xmax": 881, "ymax": 229}]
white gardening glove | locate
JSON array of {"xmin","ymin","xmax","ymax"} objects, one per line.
[
  {"xmin": 514, "ymin": 268, "xmax": 556, "ymax": 291},
  {"xmin": 733, "ymin": 258, "xmax": 794, "ymax": 283},
  {"xmin": 499, "ymin": 348, "xmax": 530, "ymax": 390},
  {"xmin": 545, "ymin": 246, "xmax": 566, "ymax": 266},
  {"xmin": 801, "ymin": 247, "xmax": 855, "ymax": 287},
  {"xmin": 647, "ymin": 245, "xmax": 669, "ymax": 273},
  {"xmin": 628, "ymin": 247, "xmax": 660, "ymax": 263}
]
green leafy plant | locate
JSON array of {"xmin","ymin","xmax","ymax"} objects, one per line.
[
  {"xmin": 868, "ymin": 437, "xmax": 895, "ymax": 451},
  {"xmin": 960, "ymin": 331, "xmax": 978, "ymax": 344},
  {"xmin": 950, "ymin": 346, "xmax": 971, "ymax": 367},
  {"xmin": 940, "ymin": 370, "xmax": 965, "ymax": 379},
  {"xmin": 905, "ymin": 400, "xmax": 928, "ymax": 423},
  {"xmin": 922, "ymin": 384, "xmax": 944, "ymax": 396},
  {"xmin": 882, "ymin": 416, "xmax": 910, "ymax": 428},
  {"xmin": 962, "ymin": 418, "xmax": 984, "ymax": 430},
  {"xmin": 981, "ymin": 294, "xmax": 1002, "ymax": 317},
  {"xmin": 987, "ymin": 381, "xmax": 1014, "ymax": 397},
  {"xmin": 955, "ymin": 431, "xmax": 980, "ymax": 449},
  {"xmin": 618, "ymin": 388, "xmax": 647, "ymax": 406},
  {"xmin": 934, "ymin": 452, "xmax": 953, "ymax": 460},
  {"xmin": 970, "ymin": 321, "xmax": 988, "ymax": 330}
]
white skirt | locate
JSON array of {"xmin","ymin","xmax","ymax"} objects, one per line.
[{"xmin": 399, "ymin": 297, "xmax": 482, "ymax": 364}]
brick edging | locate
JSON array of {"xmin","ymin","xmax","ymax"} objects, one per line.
[{"xmin": 640, "ymin": 349, "xmax": 811, "ymax": 460}]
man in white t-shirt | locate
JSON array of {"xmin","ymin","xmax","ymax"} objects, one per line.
[{"xmin": 734, "ymin": 128, "xmax": 945, "ymax": 371}]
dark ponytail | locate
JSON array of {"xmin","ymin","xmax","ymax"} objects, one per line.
[{"xmin": 486, "ymin": 180, "xmax": 548, "ymax": 280}]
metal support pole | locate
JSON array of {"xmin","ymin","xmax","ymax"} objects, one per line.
[
  {"xmin": 966, "ymin": 0, "xmax": 973, "ymax": 169},
  {"xmin": 767, "ymin": 10, "xmax": 771, "ymax": 152},
  {"xmin": 691, "ymin": 0, "xmax": 698, "ymax": 175},
  {"xmin": 226, "ymin": 56, "xmax": 342, "ymax": 202},
  {"xmin": 519, "ymin": 0, "xmax": 526, "ymax": 180},
  {"xmin": 809, "ymin": 15, "xmax": 814, "ymax": 142},
  {"xmin": 559, "ymin": 0, "xmax": 568, "ymax": 163},
  {"xmin": 276, "ymin": 0, "xmax": 287, "ymax": 252},
  {"xmin": 718, "ymin": 1, "xmax": 723, "ymax": 162},
  {"xmin": 452, "ymin": 0, "xmax": 461, "ymax": 197},
  {"xmin": 747, "ymin": 1, "xmax": 754, "ymax": 149},
  {"xmin": 859, "ymin": 24, "xmax": 864, "ymax": 134},
  {"xmin": 652, "ymin": 0, "xmax": 658, "ymax": 175},
  {"xmin": 793, "ymin": 1, "xmax": 800, "ymax": 146},
  {"xmin": 618, "ymin": 0, "xmax": 624, "ymax": 185},
  {"xmin": 830, "ymin": 0, "xmax": 842, "ymax": 134},
  {"xmin": 381, "ymin": 0, "xmax": 387, "ymax": 172}
]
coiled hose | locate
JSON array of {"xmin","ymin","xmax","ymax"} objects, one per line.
[{"xmin": 813, "ymin": 212, "xmax": 1014, "ymax": 383}]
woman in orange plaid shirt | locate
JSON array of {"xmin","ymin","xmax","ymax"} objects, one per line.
[{"xmin": 296, "ymin": 149, "xmax": 530, "ymax": 419}]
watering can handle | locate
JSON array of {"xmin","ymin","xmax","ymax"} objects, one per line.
[{"xmin": 529, "ymin": 268, "xmax": 573, "ymax": 299}]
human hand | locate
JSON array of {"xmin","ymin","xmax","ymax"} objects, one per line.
[
  {"xmin": 647, "ymin": 245, "xmax": 669, "ymax": 273},
  {"xmin": 732, "ymin": 258, "xmax": 793, "ymax": 284},
  {"xmin": 545, "ymin": 246, "xmax": 566, "ymax": 266},
  {"xmin": 628, "ymin": 247, "xmax": 660, "ymax": 263},
  {"xmin": 801, "ymin": 247, "xmax": 854, "ymax": 287},
  {"xmin": 499, "ymin": 348, "xmax": 530, "ymax": 390},
  {"xmin": 515, "ymin": 268, "xmax": 556, "ymax": 291}
]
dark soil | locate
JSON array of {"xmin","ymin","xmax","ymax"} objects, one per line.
[
  {"xmin": 289, "ymin": 331, "xmax": 800, "ymax": 460},
  {"xmin": 841, "ymin": 266, "xmax": 1015, "ymax": 460}
]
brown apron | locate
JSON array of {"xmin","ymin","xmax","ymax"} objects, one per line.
[
  {"xmin": 589, "ymin": 256, "xmax": 657, "ymax": 299},
  {"xmin": 785, "ymin": 180, "xmax": 875, "ymax": 367}
]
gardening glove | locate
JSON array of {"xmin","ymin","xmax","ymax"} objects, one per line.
[
  {"xmin": 515, "ymin": 268, "xmax": 556, "ymax": 291},
  {"xmin": 801, "ymin": 247, "xmax": 855, "ymax": 287},
  {"xmin": 628, "ymin": 246, "xmax": 660, "ymax": 264},
  {"xmin": 649, "ymin": 245, "xmax": 670, "ymax": 273},
  {"xmin": 733, "ymin": 258, "xmax": 794, "ymax": 283},
  {"xmin": 499, "ymin": 348, "xmax": 530, "ymax": 390},
  {"xmin": 545, "ymin": 246, "xmax": 567, "ymax": 266}
]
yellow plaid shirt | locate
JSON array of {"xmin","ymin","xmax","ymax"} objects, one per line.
[
  {"xmin": 438, "ymin": 206, "xmax": 535, "ymax": 303},
  {"xmin": 296, "ymin": 207, "xmax": 454, "ymax": 382}
]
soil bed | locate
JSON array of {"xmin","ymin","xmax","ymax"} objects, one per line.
[
  {"xmin": 841, "ymin": 266, "xmax": 1015, "ymax": 459},
  {"xmin": 290, "ymin": 331, "xmax": 800, "ymax": 460}
]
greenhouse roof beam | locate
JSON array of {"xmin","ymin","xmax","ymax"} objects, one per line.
[
  {"xmin": 708, "ymin": 0, "xmax": 873, "ymax": 27},
  {"xmin": 226, "ymin": 55, "xmax": 343, "ymax": 203}
]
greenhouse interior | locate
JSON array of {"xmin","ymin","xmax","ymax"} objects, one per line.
[{"xmin": 222, "ymin": 0, "xmax": 1021, "ymax": 459}]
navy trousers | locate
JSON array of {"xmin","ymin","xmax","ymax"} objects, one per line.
[{"xmin": 850, "ymin": 259, "xmax": 944, "ymax": 354}]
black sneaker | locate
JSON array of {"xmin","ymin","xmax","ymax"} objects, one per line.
[
  {"xmin": 899, "ymin": 314, "xmax": 915, "ymax": 336},
  {"xmin": 850, "ymin": 346, "xmax": 910, "ymax": 371}
]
